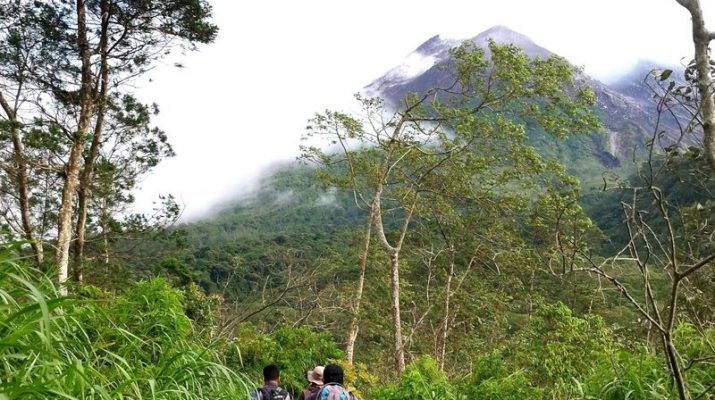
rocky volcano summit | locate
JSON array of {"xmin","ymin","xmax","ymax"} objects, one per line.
[{"xmin": 365, "ymin": 26, "xmax": 686, "ymax": 168}]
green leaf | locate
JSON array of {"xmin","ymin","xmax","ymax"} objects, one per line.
[{"xmin": 659, "ymin": 69, "xmax": 673, "ymax": 81}]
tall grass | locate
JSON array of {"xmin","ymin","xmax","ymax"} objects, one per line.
[{"xmin": 0, "ymin": 244, "xmax": 251, "ymax": 399}]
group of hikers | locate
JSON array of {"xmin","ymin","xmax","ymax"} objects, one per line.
[{"xmin": 251, "ymin": 363, "xmax": 357, "ymax": 400}]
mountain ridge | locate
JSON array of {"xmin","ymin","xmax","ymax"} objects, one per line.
[{"xmin": 365, "ymin": 25, "xmax": 687, "ymax": 165}]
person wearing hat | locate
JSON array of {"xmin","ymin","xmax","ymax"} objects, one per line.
[{"xmin": 299, "ymin": 366, "xmax": 324, "ymax": 400}]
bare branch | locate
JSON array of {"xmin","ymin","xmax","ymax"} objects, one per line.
[{"xmin": 680, "ymin": 251, "xmax": 715, "ymax": 280}]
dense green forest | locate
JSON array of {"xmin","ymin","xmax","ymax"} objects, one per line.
[{"xmin": 1, "ymin": 0, "xmax": 715, "ymax": 399}]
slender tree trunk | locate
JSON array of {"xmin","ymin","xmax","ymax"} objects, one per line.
[
  {"xmin": 372, "ymin": 187, "xmax": 406, "ymax": 372},
  {"xmin": 57, "ymin": 144, "xmax": 84, "ymax": 289},
  {"xmin": 664, "ymin": 276, "xmax": 689, "ymax": 400},
  {"xmin": 11, "ymin": 127, "xmax": 44, "ymax": 265},
  {"xmin": 102, "ymin": 225, "xmax": 110, "ymax": 265},
  {"xmin": 663, "ymin": 332, "xmax": 689, "ymax": 400},
  {"xmin": 100, "ymin": 195, "xmax": 111, "ymax": 265},
  {"xmin": 345, "ymin": 210, "xmax": 373, "ymax": 364},
  {"xmin": 373, "ymin": 184, "xmax": 417, "ymax": 373},
  {"xmin": 73, "ymin": 176, "xmax": 89, "ymax": 281},
  {"xmin": 439, "ymin": 246, "xmax": 455, "ymax": 371},
  {"xmin": 56, "ymin": 0, "xmax": 94, "ymax": 291},
  {"xmin": 528, "ymin": 268, "xmax": 535, "ymax": 321},
  {"xmin": 364, "ymin": 115, "xmax": 421, "ymax": 373},
  {"xmin": 73, "ymin": 0, "xmax": 110, "ymax": 282},
  {"xmin": 0, "ymin": 93, "xmax": 44, "ymax": 265},
  {"xmin": 388, "ymin": 250, "xmax": 405, "ymax": 372},
  {"xmin": 676, "ymin": 0, "xmax": 715, "ymax": 174}
]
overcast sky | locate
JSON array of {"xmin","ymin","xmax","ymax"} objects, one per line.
[{"xmin": 134, "ymin": 0, "xmax": 714, "ymax": 220}]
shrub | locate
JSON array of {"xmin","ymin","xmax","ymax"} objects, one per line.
[
  {"xmin": 0, "ymin": 246, "xmax": 250, "ymax": 399},
  {"xmin": 370, "ymin": 356, "xmax": 454, "ymax": 400},
  {"xmin": 673, "ymin": 323, "xmax": 715, "ymax": 399},
  {"xmin": 575, "ymin": 347, "xmax": 671, "ymax": 400},
  {"xmin": 456, "ymin": 351, "xmax": 543, "ymax": 400},
  {"xmin": 233, "ymin": 323, "xmax": 344, "ymax": 395}
]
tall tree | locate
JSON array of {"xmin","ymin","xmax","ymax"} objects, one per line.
[
  {"xmin": 71, "ymin": 0, "xmax": 110, "ymax": 281},
  {"xmin": 573, "ymin": 71, "xmax": 715, "ymax": 400},
  {"xmin": 0, "ymin": 1, "xmax": 54, "ymax": 265},
  {"xmin": 78, "ymin": 94, "xmax": 175, "ymax": 270},
  {"xmin": 345, "ymin": 211, "xmax": 372, "ymax": 364},
  {"xmin": 0, "ymin": 84, "xmax": 44, "ymax": 265},
  {"xmin": 303, "ymin": 41, "xmax": 600, "ymax": 372},
  {"xmin": 57, "ymin": 0, "xmax": 216, "ymax": 286},
  {"xmin": 0, "ymin": 0, "xmax": 217, "ymax": 287},
  {"xmin": 676, "ymin": 0, "xmax": 715, "ymax": 175},
  {"xmin": 54, "ymin": 0, "xmax": 97, "ymax": 288}
]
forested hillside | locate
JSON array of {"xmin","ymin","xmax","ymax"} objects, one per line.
[{"xmin": 1, "ymin": 1, "xmax": 714, "ymax": 400}]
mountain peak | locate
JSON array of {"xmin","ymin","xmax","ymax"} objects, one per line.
[
  {"xmin": 364, "ymin": 35, "xmax": 457, "ymax": 96},
  {"xmin": 415, "ymin": 34, "xmax": 443, "ymax": 54},
  {"xmin": 478, "ymin": 25, "xmax": 521, "ymax": 36},
  {"xmin": 366, "ymin": 25, "xmax": 557, "ymax": 98},
  {"xmin": 472, "ymin": 25, "xmax": 551, "ymax": 58},
  {"xmin": 413, "ymin": 34, "xmax": 460, "ymax": 56}
]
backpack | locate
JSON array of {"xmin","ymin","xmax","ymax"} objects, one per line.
[
  {"xmin": 250, "ymin": 386, "xmax": 290, "ymax": 400},
  {"xmin": 317, "ymin": 383, "xmax": 355, "ymax": 400}
]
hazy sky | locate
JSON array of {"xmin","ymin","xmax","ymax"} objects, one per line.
[{"xmin": 134, "ymin": 0, "xmax": 714, "ymax": 220}]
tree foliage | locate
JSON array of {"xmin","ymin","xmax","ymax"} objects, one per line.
[{"xmin": 0, "ymin": 0, "xmax": 217, "ymax": 286}]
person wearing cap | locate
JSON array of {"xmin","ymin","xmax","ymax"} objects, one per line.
[{"xmin": 299, "ymin": 366, "xmax": 324, "ymax": 400}]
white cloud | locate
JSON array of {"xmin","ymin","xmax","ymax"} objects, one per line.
[
  {"xmin": 132, "ymin": 0, "xmax": 713, "ymax": 220},
  {"xmin": 387, "ymin": 53, "xmax": 437, "ymax": 83},
  {"xmin": 317, "ymin": 187, "xmax": 338, "ymax": 207}
]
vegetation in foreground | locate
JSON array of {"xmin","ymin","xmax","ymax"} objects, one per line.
[
  {"xmin": 1, "ymin": 1, "xmax": 714, "ymax": 399},
  {"xmin": 0, "ymin": 248, "xmax": 249, "ymax": 399},
  {"xmin": 2, "ymin": 247, "xmax": 714, "ymax": 399}
]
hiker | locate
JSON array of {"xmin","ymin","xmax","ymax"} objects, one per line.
[
  {"xmin": 316, "ymin": 364, "xmax": 356, "ymax": 400},
  {"xmin": 250, "ymin": 364, "xmax": 292, "ymax": 400},
  {"xmin": 298, "ymin": 366, "xmax": 323, "ymax": 400}
]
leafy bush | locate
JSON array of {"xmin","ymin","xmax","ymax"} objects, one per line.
[
  {"xmin": 577, "ymin": 348, "xmax": 671, "ymax": 400},
  {"xmin": 673, "ymin": 323, "xmax": 715, "ymax": 399},
  {"xmin": 182, "ymin": 282, "xmax": 223, "ymax": 336},
  {"xmin": 454, "ymin": 303, "xmax": 623, "ymax": 399},
  {"xmin": 232, "ymin": 323, "xmax": 345, "ymax": 395},
  {"xmin": 456, "ymin": 351, "xmax": 543, "ymax": 400},
  {"xmin": 2, "ymin": 244, "xmax": 710, "ymax": 400},
  {"xmin": 370, "ymin": 356, "xmax": 454, "ymax": 400},
  {"xmin": 0, "ymin": 247, "xmax": 250, "ymax": 399},
  {"xmin": 513, "ymin": 302, "xmax": 612, "ymax": 392}
]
